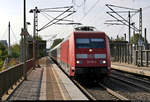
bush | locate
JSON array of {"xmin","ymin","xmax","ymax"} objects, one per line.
[
  {"xmin": 0, "ymin": 59, "xmax": 3, "ymax": 68},
  {"xmin": 9, "ymin": 44, "xmax": 20, "ymax": 58}
]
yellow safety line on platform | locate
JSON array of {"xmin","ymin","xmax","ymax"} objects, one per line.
[{"xmin": 51, "ymin": 65, "xmax": 66, "ymax": 100}]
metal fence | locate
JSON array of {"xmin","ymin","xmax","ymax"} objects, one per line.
[
  {"xmin": 110, "ymin": 42, "xmax": 150, "ymax": 67},
  {"xmin": 0, "ymin": 59, "xmax": 33, "ymax": 99},
  {"xmin": 135, "ymin": 50, "xmax": 150, "ymax": 67}
]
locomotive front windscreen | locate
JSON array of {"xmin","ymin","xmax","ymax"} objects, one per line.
[{"xmin": 76, "ymin": 38, "xmax": 105, "ymax": 48}]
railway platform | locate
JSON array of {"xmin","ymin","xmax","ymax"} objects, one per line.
[
  {"xmin": 4, "ymin": 57, "xmax": 88, "ymax": 100},
  {"xmin": 111, "ymin": 62, "xmax": 150, "ymax": 77}
]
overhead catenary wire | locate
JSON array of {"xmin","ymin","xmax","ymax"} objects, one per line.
[
  {"xmin": 106, "ymin": 4, "xmax": 139, "ymax": 11},
  {"xmin": 40, "ymin": 12, "xmax": 52, "ymax": 21},
  {"xmin": 106, "ymin": 12, "xmax": 139, "ymax": 31},
  {"xmin": 10, "ymin": 26, "xmax": 18, "ymax": 43},
  {"xmin": 105, "ymin": 4, "xmax": 140, "ymax": 31},
  {"xmin": 143, "ymin": 5, "xmax": 150, "ymax": 10},
  {"xmin": 79, "ymin": 0, "xmax": 100, "ymax": 22},
  {"xmin": 40, "ymin": 6, "xmax": 73, "ymax": 11},
  {"xmin": 41, "ymin": 12, "xmax": 74, "ymax": 22},
  {"xmin": 106, "ymin": 11, "xmax": 138, "ymax": 26},
  {"xmin": 117, "ymin": 25, "xmax": 126, "ymax": 37},
  {"xmin": 72, "ymin": 0, "xmax": 86, "ymax": 8},
  {"xmin": 38, "ymin": 6, "xmax": 74, "ymax": 31},
  {"xmin": 33, "ymin": 0, "xmax": 40, "ymax": 7},
  {"xmin": 40, "ymin": 11, "xmax": 76, "ymax": 31},
  {"xmin": 106, "ymin": 5, "xmax": 132, "ymax": 25},
  {"xmin": 106, "ymin": 12, "xmax": 129, "ymax": 27}
]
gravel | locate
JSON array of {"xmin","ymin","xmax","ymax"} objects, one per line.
[
  {"xmin": 107, "ymin": 75, "xmax": 150, "ymax": 100},
  {"xmin": 79, "ymin": 80, "xmax": 118, "ymax": 100}
]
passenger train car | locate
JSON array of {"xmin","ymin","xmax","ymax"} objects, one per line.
[{"xmin": 49, "ymin": 26, "xmax": 111, "ymax": 80}]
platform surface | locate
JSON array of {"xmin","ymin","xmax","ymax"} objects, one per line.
[
  {"xmin": 7, "ymin": 67, "xmax": 43, "ymax": 100},
  {"xmin": 111, "ymin": 62, "xmax": 150, "ymax": 77},
  {"xmin": 7, "ymin": 57, "xmax": 88, "ymax": 100}
]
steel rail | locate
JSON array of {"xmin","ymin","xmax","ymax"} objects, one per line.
[
  {"xmin": 49, "ymin": 57, "xmax": 95, "ymax": 100},
  {"xmin": 111, "ymin": 74, "xmax": 150, "ymax": 92},
  {"xmin": 111, "ymin": 72, "xmax": 150, "ymax": 85},
  {"xmin": 99, "ymin": 83, "xmax": 128, "ymax": 100},
  {"xmin": 49, "ymin": 57, "xmax": 127, "ymax": 100},
  {"xmin": 72, "ymin": 80, "xmax": 96, "ymax": 100}
]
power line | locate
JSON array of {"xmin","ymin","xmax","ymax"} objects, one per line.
[
  {"xmin": 10, "ymin": 26, "xmax": 18, "ymax": 43},
  {"xmin": 38, "ymin": 6, "xmax": 75, "ymax": 31},
  {"xmin": 33, "ymin": 0, "xmax": 39, "ymax": 7},
  {"xmin": 105, "ymin": 4, "xmax": 140, "ymax": 31},
  {"xmin": 41, "ymin": 12, "xmax": 74, "ymax": 22},
  {"xmin": 40, "ymin": 11, "xmax": 75, "ymax": 31},
  {"xmin": 117, "ymin": 25, "xmax": 126, "ymax": 36},
  {"xmin": 105, "ymin": 4, "xmax": 143, "ymax": 43},
  {"xmin": 106, "ymin": 4, "xmax": 139, "ymax": 11},
  {"xmin": 40, "ymin": 12, "xmax": 52, "ymax": 21},
  {"xmin": 72, "ymin": 0, "xmax": 85, "ymax": 8},
  {"xmin": 79, "ymin": 0, "xmax": 100, "ymax": 22},
  {"xmin": 40, "ymin": 6, "xmax": 73, "ymax": 11},
  {"xmin": 106, "ymin": 5, "xmax": 132, "ymax": 25},
  {"xmin": 143, "ymin": 5, "xmax": 150, "ymax": 10}
]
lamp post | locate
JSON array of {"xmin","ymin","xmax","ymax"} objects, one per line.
[
  {"xmin": 23, "ymin": 0, "xmax": 27, "ymax": 80},
  {"xmin": 29, "ymin": 7, "xmax": 40, "ymax": 69},
  {"xmin": 124, "ymin": 33, "xmax": 126, "ymax": 41},
  {"xmin": 26, "ymin": 22, "xmax": 31, "ymax": 30}
]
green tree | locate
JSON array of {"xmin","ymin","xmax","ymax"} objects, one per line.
[
  {"xmin": 0, "ymin": 43, "xmax": 8, "ymax": 60},
  {"xmin": 115, "ymin": 35, "xmax": 125, "ymax": 41},
  {"xmin": 19, "ymin": 35, "xmax": 43, "ymax": 44},
  {"xmin": 0, "ymin": 58, "xmax": 3, "ymax": 68},
  {"xmin": 50, "ymin": 38, "xmax": 64, "ymax": 49},
  {"xmin": 130, "ymin": 33, "xmax": 147, "ymax": 44},
  {"xmin": 9, "ymin": 44, "xmax": 20, "ymax": 58},
  {"xmin": 110, "ymin": 35, "xmax": 125, "ymax": 42},
  {"xmin": 35, "ymin": 36, "xmax": 42, "ymax": 41},
  {"xmin": 0, "ymin": 42, "xmax": 8, "ymax": 68}
]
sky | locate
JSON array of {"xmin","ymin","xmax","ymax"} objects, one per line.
[{"xmin": 0, "ymin": 0, "xmax": 150, "ymax": 48}]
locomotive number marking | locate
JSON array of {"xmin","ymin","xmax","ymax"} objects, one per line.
[{"xmin": 87, "ymin": 60, "xmax": 97, "ymax": 64}]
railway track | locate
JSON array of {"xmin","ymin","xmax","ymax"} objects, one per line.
[
  {"xmin": 75, "ymin": 72, "xmax": 150, "ymax": 100},
  {"xmin": 105, "ymin": 70, "xmax": 150, "ymax": 100},
  {"xmin": 111, "ymin": 71, "xmax": 150, "ymax": 92},
  {"xmin": 73, "ymin": 79, "xmax": 128, "ymax": 100},
  {"xmin": 51, "ymin": 57, "xmax": 146, "ymax": 100},
  {"xmin": 72, "ymin": 80, "xmax": 96, "ymax": 100},
  {"xmin": 50, "ymin": 57, "xmax": 129, "ymax": 100},
  {"xmin": 112, "ymin": 70, "xmax": 150, "ymax": 84},
  {"xmin": 98, "ymin": 83, "xmax": 128, "ymax": 100},
  {"xmin": 50, "ymin": 58, "xmax": 150, "ymax": 100}
]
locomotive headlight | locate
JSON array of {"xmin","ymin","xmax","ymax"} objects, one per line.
[
  {"xmin": 102, "ymin": 60, "xmax": 106, "ymax": 64},
  {"xmin": 76, "ymin": 60, "xmax": 80, "ymax": 64},
  {"xmin": 76, "ymin": 60, "xmax": 82, "ymax": 64}
]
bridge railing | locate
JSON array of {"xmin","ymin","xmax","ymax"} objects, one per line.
[{"xmin": 0, "ymin": 59, "xmax": 33, "ymax": 100}]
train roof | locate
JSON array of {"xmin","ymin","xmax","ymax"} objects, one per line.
[
  {"xmin": 74, "ymin": 26, "xmax": 105, "ymax": 34},
  {"xmin": 74, "ymin": 31, "xmax": 105, "ymax": 34},
  {"xmin": 74, "ymin": 26, "xmax": 97, "ymax": 31},
  {"xmin": 49, "ymin": 27, "xmax": 106, "ymax": 51}
]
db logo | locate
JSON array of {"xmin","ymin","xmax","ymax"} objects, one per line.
[{"xmin": 88, "ymin": 54, "xmax": 94, "ymax": 58}]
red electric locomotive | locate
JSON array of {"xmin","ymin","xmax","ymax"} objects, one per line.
[{"xmin": 49, "ymin": 26, "xmax": 111, "ymax": 81}]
